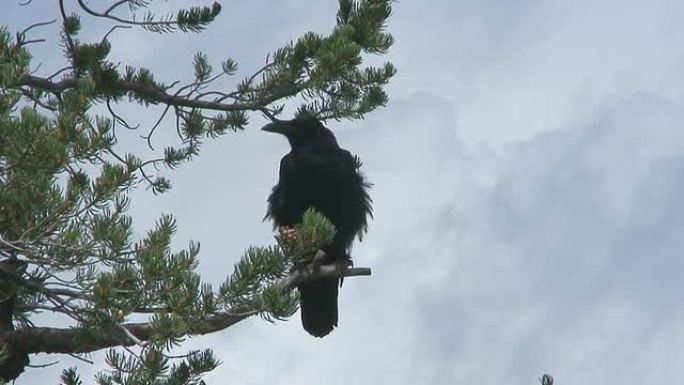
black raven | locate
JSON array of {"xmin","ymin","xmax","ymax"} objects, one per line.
[{"xmin": 263, "ymin": 116, "xmax": 372, "ymax": 337}]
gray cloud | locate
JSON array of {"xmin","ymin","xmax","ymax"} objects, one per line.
[
  {"xmin": 409, "ymin": 92, "xmax": 684, "ymax": 385},
  {"xmin": 6, "ymin": 1, "xmax": 684, "ymax": 384}
]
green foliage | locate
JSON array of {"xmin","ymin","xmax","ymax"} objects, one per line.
[
  {"xmin": 143, "ymin": 2, "xmax": 222, "ymax": 33},
  {"xmin": 176, "ymin": 3, "xmax": 223, "ymax": 33},
  {"xmin": 8, "ymin": 0, "xmax": 395, "ymax": 184},
  {"xmin": 97, "ymin": 348, "xmax": 219, "ymax": 385},
  {"xmin": 218, "ymin": 209, "xmax": 337, "ymax": 320},
  {"xmin": 280, "ymin": 208, "xmax": 338, "ymax": 264},
  {"xmin": 0, "ymin": 30, "xmax": 30, "ymax": 88},
  {"xmin": 219, "ymin": 246, "xmax": 298, "ymax": 319},
  {"xmin": 60, "ymin": 368, "xmax": 82, "ymax": 385},
  {"xmin": 0, "ymin": 0, "xmax": 392, "ymax": 382}
]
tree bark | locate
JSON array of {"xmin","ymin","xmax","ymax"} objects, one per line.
[{"xmin": 0, "ymin": 259, "xmax": 29, "ymax": 382}]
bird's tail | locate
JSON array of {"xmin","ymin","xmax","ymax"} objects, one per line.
[{"xmin": 299, "ymin": 277, "xmax": 339, "ymax": 338}]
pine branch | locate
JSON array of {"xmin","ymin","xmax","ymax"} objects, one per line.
[
  {"xmin": 4, "ymin": 259, "xmax": 370, "ymax": 355},
  {"xmin": 74, "ymin": 0, "xmax": 222, "ymax": 33},
  {"xmin": 18, "ymin": 75, "xmax": 285, "ymax": 113},
  {"xmin": 5, "ymin": 311, "xmax": 249, "ymax": 354}
]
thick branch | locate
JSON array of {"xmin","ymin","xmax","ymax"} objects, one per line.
[
  {"xmin": 5, "ymin": 311, "xmax": 251, "ymax": 354},
  {"xmin": 4, "ymin": 262, "xmax": 370, "ymax": 355}
]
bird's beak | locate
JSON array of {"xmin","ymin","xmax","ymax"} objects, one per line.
[{"xmin": 261, "ymin": 121, "xmax": 290, "ymax": 134}]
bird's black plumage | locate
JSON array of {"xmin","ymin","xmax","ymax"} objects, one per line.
[{"xmin": 263, "ymin": 116, "xmax": 371, "ymax": 337}]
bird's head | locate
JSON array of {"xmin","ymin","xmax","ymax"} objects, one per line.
[{"xmin": 261, "ymin": 116, "xmax": 337, "ymax": 149}]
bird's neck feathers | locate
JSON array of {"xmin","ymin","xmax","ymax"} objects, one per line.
[{"xmin": 288, "ymin": 128, "xmax": 340, "ymax": 152}]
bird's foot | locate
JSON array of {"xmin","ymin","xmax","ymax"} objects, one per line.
[
  {"xmin": 337, "ymin": 260, "xmax": 352, "ymax": 287},
  {"xmin": 338, "ymin": 260, "xmax": 352, "ymax": 273},
  {"xmin": 291, "ymin": 263, "xmax": 308, "ymax": 280}
]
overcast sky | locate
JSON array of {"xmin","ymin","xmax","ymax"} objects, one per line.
[{"xmin": 5, "ymin": 1, "xmax": 684, "ymax": 384}]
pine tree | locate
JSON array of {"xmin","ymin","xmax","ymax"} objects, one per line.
[{"xmin": 0, "ymin": 1, "xmax": 394, "ymax": 382}]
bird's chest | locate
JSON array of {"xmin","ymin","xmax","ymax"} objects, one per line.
[
  {"xmin": 279, "ymin": 169, "xmax": 343, "ymax": 210},
  {"xmin": 276, "ymin": 161, "xmax": 346, "ymax": 220}
]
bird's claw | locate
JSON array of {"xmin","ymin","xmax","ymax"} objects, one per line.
[{"xmin": 337, "ymin": 261, "xmax": 350, "ymax": 274}]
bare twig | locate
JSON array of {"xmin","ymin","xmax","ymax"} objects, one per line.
[
  {"xmin": 101, "ymin": 25, "xmax": 133, "ymax": 43},
  {"xmin": 67, "ymin": 353, "xmax": 93, "ymax": 365},
  {"xmin": 26, "ymin": 360, "xmax": 59, "ymax": 369},
  {"xmin": 46, "ymin": 66, "xmax": 72, "ymax": 81},
  {"xmin": 17, "ymin": 19, "xmax": 56, "ymax": 43},
  {"xmin": 104, "ymin": 0, "xmax": 132, "ymax": 17},
  {"xmin": 107, "ymin": 99, "xmax": 140, "ymax": 130}
]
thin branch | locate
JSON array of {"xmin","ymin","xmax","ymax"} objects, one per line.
[
  {"xmin": 19, "ymin": 74, "xmax": 301, "ymax": 113},
  {"xmin": 17, "ymin": 38, "xmax": 46, "ymax": 45},
  {"xmin": 67, "ymin": 353, "xmax": 93, "ymax": 365},
  {"xmin": 104, "ymin": 0, "xmax": 132, "ymax": 16},
  {"xmin": 17, "ymin": 19, "xmax": 56, "ymax": 42},
  {"xmin": 120, "ymin": 325, "xmax": 146, "ymax": 348},
  {"xmin": 20, "ymin": 87, "xmax": 57, "ymax": 112},
  {"xmin": 40, "ymin": 286, "xmax": 91, "ymax": 301},
  {"xmin": 101, "ymin": 25, "xmax": 133, "ymax": 43},
  {"xmin": 26, "ymin": 360, "xmax": 59, "ymax": 369},
  {"xmin": 46, "ymin": 66, "xmax": 72, "ymax": 81},
  {"xmin": 106, "ymin": 99, "xmax": 140, "ymax": 130},
  {"xmin": 0, "ymin": 236, "xmax": 26, "ymax": 252},
  {"xmin": 76, "ymin": 0, "xmax": 180, "ymax": 29},
  {"xmin": 58, "ymin": 0, "xmax": 75, "ymax": 51}
]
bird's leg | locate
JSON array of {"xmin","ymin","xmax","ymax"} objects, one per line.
[
  {"xmin": 310, "ymin": 249, "xmax": 326, "ymax": 273},
  {"xmin": 337, "ymin": 256, "xmax": 352, "ymax": 287},
  {"xmin": 291, "ymin": 250, "xmax": 325, "ymax": 285},
  {"xmin": 337, "ymin": 261, "xmax": 350, "ymax": 274}
]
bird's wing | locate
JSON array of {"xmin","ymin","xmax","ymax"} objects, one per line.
[
  {"xmin": 332, "ymin": 150, "xmax": 373, "ymax": 241},
  {"xmin": 264, "ymin": 154, "xmax": 290, "ymax": 225}
]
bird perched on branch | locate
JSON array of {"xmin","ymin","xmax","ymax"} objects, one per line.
[{"xmin": 263, "ymin": 116, "xmax": 372, "ymax": 337}]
